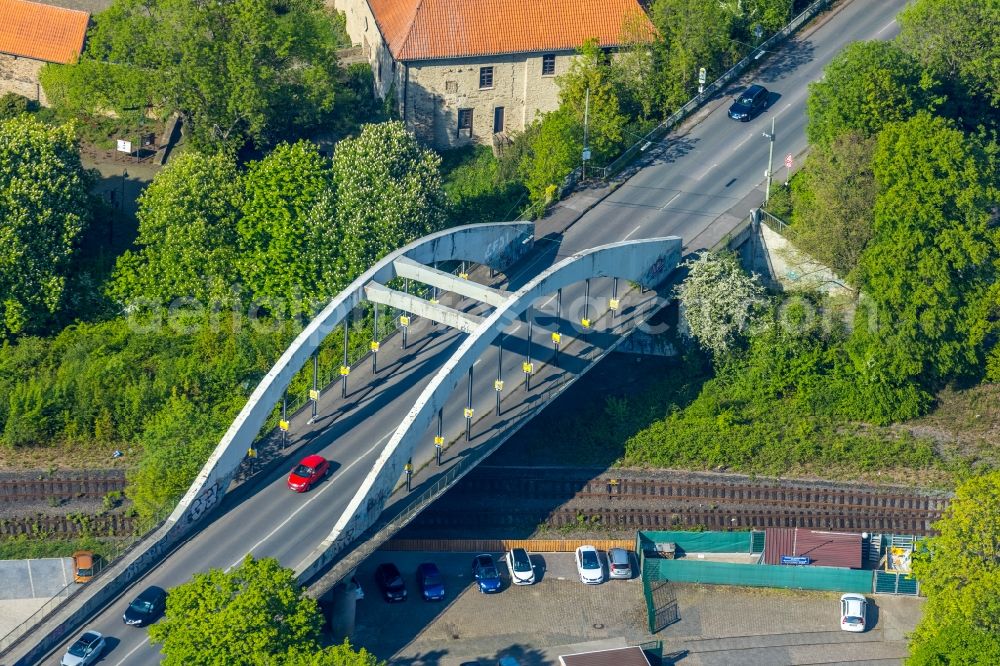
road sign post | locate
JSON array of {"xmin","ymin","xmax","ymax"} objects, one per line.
[
  {"xmin": 784, "ymin": 153, "xmax": 793, "ymax": 186},
  {"xmin": 698, "ymin": 67, "xmax": 706, "ymax": 95}
]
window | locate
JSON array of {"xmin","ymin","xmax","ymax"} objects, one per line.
[
  {"xmin": 542, "ymin": 54, "xmax": 556, "ymax": 76},
  {"xmin": 377, "ymin": 62, "xmax": 382, "ymax": 83},
  {"xmin": 445, "ymin": 80, "xmax": 458, "ymax": 93},
  {"xmin": 479, "ymin": 66, "xmax": 494, "ymax": 89},
  {"xmin": 493, "ymin": 106, "xmax": 505, "ymax": 134},
  {"xmin": 364, "ymin": 16, "xmax": 368, "ymax": 31},
  {"xmin": 457, "ymin": 108, "xmax": 473, "ymax": 137}
]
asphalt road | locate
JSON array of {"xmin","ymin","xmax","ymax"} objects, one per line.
[{"xmin": 35, "ymin": 1, "xmax": 908, "ymax": 663}]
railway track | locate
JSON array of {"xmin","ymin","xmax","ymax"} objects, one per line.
[{"xmin": 0, "ymin": 472, "xmax": 127, "ymax": 503}]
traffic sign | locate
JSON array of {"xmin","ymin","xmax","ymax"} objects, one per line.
[
  {"xmin": 784, "ymin": 153, "xmax": 793, "ymax": 169},
  {"xmin": 698, "ymin": 67, "xmax": 706, "ymax": 84}
]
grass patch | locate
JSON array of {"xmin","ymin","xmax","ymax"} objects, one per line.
[
  {"xmin": 439, "ymin": 145, "xmax": 528, "ymax": 225},
  {"xmin": 0, "ymin": 534, "xmax": 113, "ymax": 560}
]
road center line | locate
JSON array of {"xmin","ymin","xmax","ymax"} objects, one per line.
[
  {"xmin": 227, "ymin": 431, "xmax": 395, "ymax": 572},
  {"xmin": 658, "ymin": 193, "xmax": 682, "ymax": 211},
  {"xmin": 114, "ymin": 637, "xmax": 152, "ymax": 666},
  {"xmin": 623, "ymin": 224, "xmax": 643, "ymax": 240}
]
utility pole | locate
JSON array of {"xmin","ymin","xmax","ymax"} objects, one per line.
[{"xmin": 762, "ymin": 116, "xmax": 775, "ymax": 204}]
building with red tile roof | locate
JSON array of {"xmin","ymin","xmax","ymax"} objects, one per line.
[
  {"xmin": 334, "ymin": 0, "xmax": 653, "ymax": 149},
  {"xmin": 0, "ymin": 0, "xmax": 90, "ymax": 103}
]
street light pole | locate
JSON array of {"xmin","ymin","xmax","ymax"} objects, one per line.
[
  {"xmin": 582, "ymin": 87, "xmax": 590, "ymax": 180},
  {"xmin": 762, "ymin": 117, "xmax": 775, "ymax": 203}
]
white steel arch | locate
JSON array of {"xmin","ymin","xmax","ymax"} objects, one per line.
[
  {"xmin": 166, "ymin": 222, "xmax": 534, "ymax": 534},
  {"xmin": 298, "ymin": 236, "xmax": 681, "ymax": 578}
]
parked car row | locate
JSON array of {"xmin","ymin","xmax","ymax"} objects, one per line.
[{"xmin": 371, "ymin": 546, "xmax": 635, "ymax": 603}]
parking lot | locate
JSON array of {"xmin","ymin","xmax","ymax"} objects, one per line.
[{"xmin": 351, "ymin": 551, "xmax": 925, "ymax": 666}]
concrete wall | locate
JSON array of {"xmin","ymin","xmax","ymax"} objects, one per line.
[
  {"xmin": 757, "ymin": 223, "xmax": 853, "ymax": 297},
  {"xmin": 0, "ymin": 55, "xmax": 46, "ymax": 106},
  {"xmin": 332, "ymin": 0, "xmax": 397, "ymax": 99},
  {"xmin": 404, "ymin": 52, "xmax": 567, "ymax": 149},
  {"xmin": 296, "ymin": 236, "xmax": 682, "ymax": 584}
]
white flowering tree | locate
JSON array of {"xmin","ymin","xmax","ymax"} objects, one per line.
[
  {"xmin": 0, "ymin": 116, "xmax": 92, "ymax": 337},
  {"xmin": 331, "ymin": 121, "xmax": 448, "ymax": 282},
  {"xmin": 674, "ymin": 251, "xmax": 766, "ymax": 357}
]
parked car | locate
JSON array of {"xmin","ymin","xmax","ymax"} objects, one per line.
[
  {"xmin": 374, "ymin": 562, "xmax": 407, "ymax": 602},
  {"xmin": 575, "ymin": 545, "xmax": 604, "ymax": 584},
  {"xmin": 607, "ymin": 547, "xmax": 632, "ymax": 579},
  {"xmin": 286, "ymin": 454, "xmax": 330, "ymax": 492},
  {"xmin": 472, "ymin": 553, "xmax": 502, "ymax": 593},
  {"xmin": 60, "ymin": 630, "xmax": 105, "ymax": 666},
  {"xmin": 72, "ymin": 551, "xmax": 95, "ymax": 583},
  {"xmin": 416, "ymin": 562, "xmax": 446, "ymax": 601},
  {"xmin": 840, "ymin": 593, "xmax": 867, "ymax": 632},
  {"xmin": 728, "ymin": 83, "xmax": 770, "ymax": 121},
  {"xmin": 122, "ymin": 585, "xmax": 167, "ymax": 626},
  {"xmin": 505, "ymin": 547, "xmax": 535, "ymax": 585}
]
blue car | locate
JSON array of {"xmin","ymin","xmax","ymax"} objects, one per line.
[
  {"xmin": 472, "ymin": 554, "xmax": 502, "ymax": 593},
  {"xmin": 417, "ymin": 562, "xmax": 445, "ymax": 601}
]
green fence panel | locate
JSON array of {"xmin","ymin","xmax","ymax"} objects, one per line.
[
  {"xmin": 638, "ymin": 531, "xmax": 751, "ymax": 554},
  {"xmin": 644, "ymin": 559, "xmax": 872, "ymax": 593},
  {"xmin": 750, "ymin": 530, "xmax": 765, "ymax": 554},
  {"xmin": 874, "ymin": 570, "xmax": 898, "ymax": 594},
  {"xmin": 896, "ymin": 575, "xmax": 919, "ymax": 596}
]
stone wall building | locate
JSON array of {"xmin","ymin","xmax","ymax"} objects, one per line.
[
  {"xmin": 332, "ymin": 0, "xmax": 652, "ymax": 150},
  {"xmin": 0, "ymin": 0, "xmax": 90, "ymax": 105}
]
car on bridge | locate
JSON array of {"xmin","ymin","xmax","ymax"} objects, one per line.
[
  {"xmin": 122, "ymin": 585, "xmax": 167, "ymax": 626},
  {"xmin": 472, "ymin": 554, "xmax": 502, "ymax": 593},
  {"xmin": 728, "ymin": 83, "xmax": 770, "ymax": 121},
  {"xmin": 286, "ymin": 454, "xmax": 330, "ymax": 492},
  {"xmin": 60, "ymin": 630, "xmax": 105, "ymax": 666}
]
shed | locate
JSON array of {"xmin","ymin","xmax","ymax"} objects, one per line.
[
  {"xmin": 560, "ymin": 646, "xmax": 651, "ymax": 666},
  {"xmin": 763, "ymin": 528, "xmax": 862, "ymax": 569}
]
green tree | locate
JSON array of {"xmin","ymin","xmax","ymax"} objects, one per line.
[
  {"xmin": 648, "ymin": 0, "xmax": 733, "ymax": 113},
  {"xmin": 331, "ymin": 122, "xmax": 447, "ymax": 281},
  {"xmin": 149, "ymin": 556, "xmax": 326, "ymax": 666},
  {"xmin": 518, "ymin": 108, "xmax": 581, "ymax": 211},
  {"xmin": 720, "ymin": 0, "xmax": 793, "ymax": 38},
  {"xmin": 109, "ymin": 151, "xmax": 242, "ymax": 308},
  {"xmin": 238, "ymin": 141, "xmax": 339, "ymax": 314},
  {"xmin": 806, "ymin": 41, "xmax": 939, "ymax": 147},
  {"xmin": 897, "ymin": 0, "xmax": 1000, "ymax": 126},
  {"xmin": 47, "ymin": 0, "xmax": 342, "ymax": 149},
  {"xmin": 556, "ymin": 38, "xmax": 627, "ymax": 161},
  {"xmin": 788, "ymin": 132, "xmax": 877, "ymax": 279},
  {"xmin": 908, "ymin": 472, "xmax": 1000, "ymax": 664},
  {"xmin": 285, "ymin": 640, "xmax": 384, "ymax": 666},
  {"xmin": 674, "ymin": 251, "xmax": 766, "ymax": 358},
  {"xmin": 852, "ymin": 112, "xmax": 1000, "ymax": 386},
  {"xmin": 0, "ymin": 116, "xmax": 92, "ymax": 337},
  {"xmin": 611, "ymin": 10, "xmax": 659, "ymax": 120}
]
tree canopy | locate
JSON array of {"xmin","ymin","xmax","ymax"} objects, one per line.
[
  {"xmin": 674, "ymin": 251, "xmax": 766, "ymax": 358},
  {"xmin": 909, "ymin": 471, "xmax": 1000, "ymax": 664},
  {"xmin": 149, "ymin": 555, "xmax": 383, "ymax": 666},
  {"xmin": 238, "ymin": 141, "xmax": 339, "ymax": 314},
  {"xmin": 0, "ymin": 116, "xmax": 92, "ymax": 337},
  {"xmin": 109, "ymin": 151, "xmax": 242, "ymax": 308},
  {"xmin": 42, "ymin": 0, "xmax": 342, "ymax": 150},
  {"xmin": 556, "ymin": 39, "xmax": 627, "ymax": 162},
  {"xmin": 331, "ymin": 121, "xmax": 448, "ymax": 282},
  {"xmin": 852, "ymin": 112, "xmax": 1000, "ymax": 387},
  {"xmin": 806, "ymin": 41, "xmax": 939, "ymax": 147}
]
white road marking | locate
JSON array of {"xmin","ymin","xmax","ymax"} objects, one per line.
[
  {"xmin": 695, "ymin": 164, "xmax": 718, "ymax": 181},
  {"xmin": 114, "ymin": 638, "xmax": 152, "ymax": 666},
  {"xmin": 658, "ymin": 193, "xmax": 682, "ymax": 211},
  {"xmin": 623, "ymin": 224, "xmax": 643, "ymax": 240},
  {"xmin": 227, "ymin": 431, "xmax": 395, "ymax": 572},
  {"xmin": 877, "ymin": 19, "xmax": 896, "ymax": 36},
  {"xmin": 26, "ymin": 561, "xmax": 35, "ymax": 597},
  {"xmin": 732, "ymin": 133, "xmax": 754, "ymax": 152}
]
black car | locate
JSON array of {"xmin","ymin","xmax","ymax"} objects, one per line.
[
  {"xmin": 374, "ymin": 562, "xmax": 407, "ymax": 602},
  {"xmin": 122, "ymin": 585, "xmax": 167, "ymax": 626},
  {"xmin": 728, "ymin": 84, "xmax": 770, "ymax": 121},
  {"xmin": 416, "ymin": 562, "xmax": 445, "ymax": 601}
]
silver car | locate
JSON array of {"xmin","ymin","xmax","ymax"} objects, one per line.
[
  {"xmin": 608, "ymin": 547, "xmax": 632, "ymax": 579},
  {"xmin": 506, "ymin": 547, "xmax": 535, "ymax": 585},
  {"xmin": 60, "ymin": 630, "xmax": 105, "ymax": 666}
]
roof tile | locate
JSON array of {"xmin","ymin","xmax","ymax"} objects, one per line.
[
  {"xmin": 0, "ymin": 0, "xmax": 89, "ymax": 64},
  {"xmin": 369, "ymin": 0, "xmax": 654, "ymax": 62}
]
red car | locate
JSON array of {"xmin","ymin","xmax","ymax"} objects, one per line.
[{"xmin": 287, "ymin": 454, "xmax": 330, "ymax": 492}]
